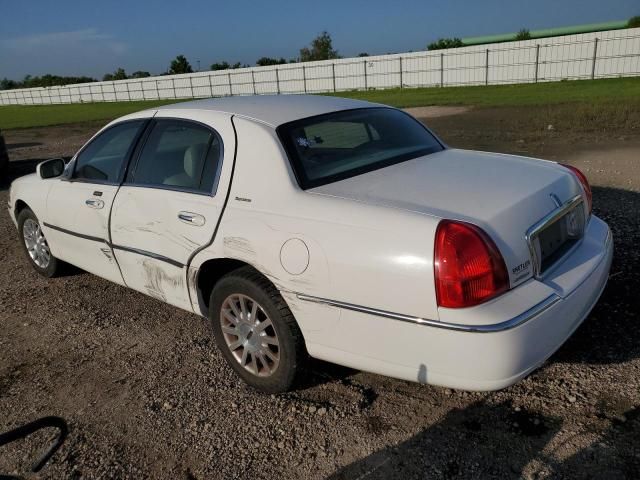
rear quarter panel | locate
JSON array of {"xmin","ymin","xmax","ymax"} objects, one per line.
[{"xmin": 191, "ymin": 117, "xmax": 441, "ymax": 344}]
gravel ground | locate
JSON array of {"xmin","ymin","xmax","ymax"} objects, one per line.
[{"xmin": 0, "ymin": 106, "xmax": 639, "ymax": 479}]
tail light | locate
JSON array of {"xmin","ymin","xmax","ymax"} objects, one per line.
[
  {"xmin": 434, "ymin": 220, "xmax": 509, "ymax": 308},
  {"xmin": 561, "ymin": 164, "xmax": 592, "ymax": 214}
]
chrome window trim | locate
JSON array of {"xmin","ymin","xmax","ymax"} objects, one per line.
[
  {"xmin": 124, "ymin": 117, "xmax": 225, "ymax": 197},
  {"xmin": 295, "ymin": 292, "xmax": 560, "ymax": 333},
  {"xmin": 525, "ymin": 194, "xmax": 584, "ymax": 279}
]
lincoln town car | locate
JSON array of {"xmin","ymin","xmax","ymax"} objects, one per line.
[{"xmin": 8, "ymin": 95, "xmax": 613, "ymax": 393}]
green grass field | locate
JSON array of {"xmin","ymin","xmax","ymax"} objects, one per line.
[{"xmin": 1, "ymin": 77, "xmax": 639, "ymax": 130}]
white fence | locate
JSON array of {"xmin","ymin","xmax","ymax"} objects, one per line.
[{"xmin": 1, "ymin": 27, "xmax": 639, "ymax": 106}]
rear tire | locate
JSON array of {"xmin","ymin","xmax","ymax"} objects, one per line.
[
  {"xmin": 18, "ymin": 208, "xmax": 61, "ymax": 278},
  {"xmin": 209, "ymin": 266, "xmax": 306, "ymax": 393}
]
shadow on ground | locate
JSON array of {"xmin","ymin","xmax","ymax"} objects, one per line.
[
  {"xmin": 328, "ymin": 399, "xmax": 639, "ymax": 479},
  {"xmin": 548, "ymin": 186, "xmax": 640, "ymax": 367}
]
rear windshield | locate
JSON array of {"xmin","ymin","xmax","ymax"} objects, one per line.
[{"xmin": 277, "ymin": 107, "xmax": 444, "ymax": 189}]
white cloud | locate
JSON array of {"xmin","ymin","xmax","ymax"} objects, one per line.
[
  {"xmin": 3, "ymin": 28, "xmax": 127, "ymax": 55},
  {"xmin": 0, "ymin": 29, "xmax": 128, "ymax": 78}
]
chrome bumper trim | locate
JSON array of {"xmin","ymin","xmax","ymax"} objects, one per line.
[{"xmin": 296, "ymin": 292, "xmax": 561, "ymax": 333}]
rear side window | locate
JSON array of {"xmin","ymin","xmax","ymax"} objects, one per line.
[
  {"xmin": 73, "ymin": 120, "xmax": 145, "ymax": 183},
  {"xmin": 277, "ymin": 108, "xmax": 443, "ymax": 189},
  {"xmin": 129, "ymin": 119, "xmax": 222, "ymax": 194}
]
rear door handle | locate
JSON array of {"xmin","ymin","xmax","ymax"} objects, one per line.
[
  {"xmin": 178, "ymin": 211, "xmax": 206, "ymax": 226},
  {"xmin": 85, "ymin": 198, "xmax": 105, "ymax": 209}
]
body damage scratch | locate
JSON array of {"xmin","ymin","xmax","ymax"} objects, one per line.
[
  {"xmin": 223, "ymin": 236, "xmax": 255, "ymax": 257},
  {"xmin": 100, "ymin": 247, "xmax": 114, "ymax": 261},
  {"xmin": 141, "ymin": 259, "xmax": 184, "ymax": 302}
]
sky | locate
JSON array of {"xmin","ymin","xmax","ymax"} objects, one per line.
[{"xmin": 0, "ymin": 0, "xmax": 638, "ymax": 80}]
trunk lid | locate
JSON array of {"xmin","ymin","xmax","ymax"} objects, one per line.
[{"xmin": 309, "ymin": 148, "xmax": 584, "ymax": 287}]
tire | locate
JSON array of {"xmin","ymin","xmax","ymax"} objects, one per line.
[
  {"xmin": 17, "ymin": 208, "xmax": 61, "ymax": 278},
  {"xmin": 0, "ymin": 131, "xmax": 8, "ymax": 179},
  {"xmin": 209, "ymin": 266, "xmax": 306, "ymax": 393}
]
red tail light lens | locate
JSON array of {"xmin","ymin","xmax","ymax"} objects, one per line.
[
  {"xmin": 434, "ymin": 220, "xmax": 509, "ymax": 308},
  {"xmin": 561, "ymin": 164, "xmax": 592, "ymax": 214}
]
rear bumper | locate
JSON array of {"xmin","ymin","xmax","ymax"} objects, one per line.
[{"xmin": 305, "ymin": 216, "xmax": 613, "ymax": 390}]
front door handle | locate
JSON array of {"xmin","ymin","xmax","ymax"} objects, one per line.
[
  {"xmin": 178, "ymin": 211, "xmax": 206, "ymax": 226},
  {"xmin": 85, "ymin": 198, "xmax": 105, "ymax": 209}
]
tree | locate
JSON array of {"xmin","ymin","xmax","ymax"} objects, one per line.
[
  {"xmin": 299, "ymin": 31, "xmax": 339, "ymax": 62},
  {"xmin": 2, "ymin": 74, "xmax": 95, "ymax": 89},
  {"xmin": 169, "ymin": 55, "xmax": 193, "ymax": 74},
  {"xmin": 210, "ymin": 61, "xmax": 230, "ymax": 71},
  {"xmin": 130, "ymin": 71, "xmax": 151, "ymax": 78},
  {"xmin": 113, "ymin": 68, "xmax": 127, "ymax": 80},
  {"xmin": 427, "ymin": 38, "xmax": 464, "ymax": 50},
  {"xmin": 103, "ymin": 68, "xmax": 127, "ymax": 81},
  {"xmin": 256, "ymin": 57, "xmax": 287, "ymax": 66},
  {"xmin": 0, "ymin": 78, "xmax": 19, "ymax": 90},
  {"xmin": 515, "ymin": 29, "xmax": 532, "ymax": 41},
  {"xmin": 628, "ymin": 16, "xmax": 640, "ymax": 28},
  {"xmin": 357, "ymin": 53, "xmax": 370, "ymax": 57}
]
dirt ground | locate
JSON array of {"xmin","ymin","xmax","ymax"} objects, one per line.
[{"xmin": 1, "ymin": 105, "xmax": 639, "ymax": 479}]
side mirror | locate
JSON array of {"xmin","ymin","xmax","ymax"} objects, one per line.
[{"xmin": 37, "ymin": 158, "xmax": 65, "ymax": 179}]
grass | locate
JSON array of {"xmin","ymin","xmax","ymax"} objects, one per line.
[
  {"xmin": 0, "ymin": 100, "xmax": 180, "ymax": 130},
  {"xmin": 331, "ymin": 77, "xmax": 640, "ymax": 108},
  {"xmin": 1, "ymin": 77, "xmax": 639, "ymax": 130}
]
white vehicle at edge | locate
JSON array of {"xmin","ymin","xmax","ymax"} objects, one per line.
[{"xmin": 8, "ymin": 95, "xmax": 613, "ymax": 393}]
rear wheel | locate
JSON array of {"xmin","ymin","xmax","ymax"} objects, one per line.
[
  {"xmin": 18, "ymin": 208, "xmax": 61, "ymax": 277},
  {"xmin": 209, "ymin": 266, "xmax": 305, "ymax": 393}
]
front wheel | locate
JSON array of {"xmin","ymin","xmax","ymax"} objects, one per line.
[
  {"xmin": 209, "ymin": 266, "xmax": 306, "ymax": 393},
  {"xmin": 18, "ymin": 208, "xmax": 61, "ymax": 277}
]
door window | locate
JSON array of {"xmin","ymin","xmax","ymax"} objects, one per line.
[
  {"xmin": 73, "ymin": 120, "xmax": 145, "ymax": 183},
  {"xmin": 130, "ymin": 120, "xmax": 223, "ymax": 194}
]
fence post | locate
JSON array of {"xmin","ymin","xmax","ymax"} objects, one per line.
[
  {"xmin": 534, "ymin": 44, "xmax": 540, "ymax": 83},
  {"xmin": 209, "ymin": 75, "xmax": 214, "ymax": 97},
  {"xmin": 303, "ymin": 65, "xmax": 307, "ymax": 93},
  {"xmin": 485, "ymin": 49, "xmax": 489, "ymax": 85},
  {"xmin": 251, "ymin": 70, "xmax": 256, "ymax": 95},
  {"xmin": 364, "ymin": 60, "xmax": 368, "ymax": 90},
  {"xmin": 125, "ymin": 82, "xmax": 130, "ymax": 101},
  {"xmin": 332, "ymin": 63, "xmax": 336, "ymax": 92},
  {"xmin": 227, "ymin": 72, "xmax": 232, "ymax": 96},
  {"xmin": 155, "ymin": 79, "xmax": 160, "ymax": 99},
  {"xmin": 591, "ymin": 38, "xmax": 599, "ymax": 80},
  {"xmin": 399, "ymin": 57, "xmax": 403, "ymax": 88},
  {"xmin": 275, "ymin": 68, "xmax": 280, "ymax": 94},
  {"xmin": 170, "ymin": 78, "xmax": 176, "ymax": 99},
  {"xmin": 189, "ymin": 76, "xmax": 194, "ymax": 98},
  {"xmin": 141, "ymin": 81, "xmax": 145, "ymax": 100},
  {"xmin": 440, "ymin": 53, "xmax": 444, "ymax": 87}
]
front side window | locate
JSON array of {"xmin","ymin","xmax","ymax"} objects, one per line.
[
  {"xmin": 73, "ymin": 120, "xmax": 145, "ymax": 183},
  {"xmin": 277, "ymin": 108, "xmax": 444, "ymax": 189},
  {"xmin": 129, "ymin": 120, "xmax": 222, "ymax": 194}
]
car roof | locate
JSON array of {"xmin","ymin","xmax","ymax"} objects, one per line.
[{"xmin": 154, "ymin": 94, "xmax": 385, "ymax": 127}]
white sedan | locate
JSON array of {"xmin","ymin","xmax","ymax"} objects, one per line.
[{"xmin": 8, "ymin": 95, "xmax": 613, "ymax": 393}]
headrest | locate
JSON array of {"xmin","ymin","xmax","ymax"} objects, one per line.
[{"xmin": 183, "ymin": 143, "xmax": 207, "ymax": 178}]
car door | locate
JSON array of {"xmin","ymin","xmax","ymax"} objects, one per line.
[
  {"xmin": 44, "ymin": 119, "xmax": 149, "ymax": 285},
  {"xmin": 109, "ymin": 114, "xmax": 234, "ymax": 311}
]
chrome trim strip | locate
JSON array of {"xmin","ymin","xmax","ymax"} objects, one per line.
[
  {"xmin": 43, "ymin": 222, "xmax": 105, "ymax": 244},
  {"xmin": 525, "ymin": 194, "xmax": 584, "ymax": 279},
  {"xmin": 295, "ymin": 293, "xmax": 561, "ymax": 333},
  {"xmin": 110, "ymin": 244, "xmax": 184, "ymax": 268},
  {"xmin": 42, "ymin": 222, "xmax": 184, "ymax": 268}
]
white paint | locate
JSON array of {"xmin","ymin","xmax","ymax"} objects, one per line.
[
  {"xmin": 7, "ymin": 95, "xmax": 613, "ymax": 391},
  {"xmin": 280, "ymin": 238, "xmax": 309, "ymax": 275}
]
